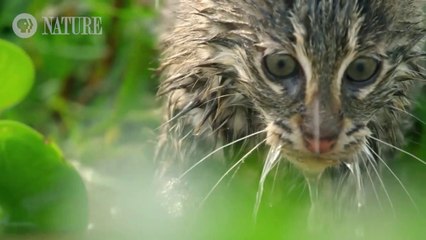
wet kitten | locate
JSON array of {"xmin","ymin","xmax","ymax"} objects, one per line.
[{"xmin": 156, "ymin": 0, "xmax": 425, "ymax": 218}]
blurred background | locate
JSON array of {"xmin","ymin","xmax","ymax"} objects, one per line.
[
  {"xmin": 0, "ymin": 0, "xmax": 161, "ymax": 239},
  {"xmin": 0, "ymin": 0, "xmax": 425, "ymax": 239}
]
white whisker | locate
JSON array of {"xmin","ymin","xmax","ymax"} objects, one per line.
[
  {"xmin": 201, "ymin": 139, "xmax": 267, "ymax": 205},
  {"xmin": 268, "ymin": 159, "xmax": 282, "ymax": 206},
  {"xmin": 368, "ymin": 136, "xmax": 426, "ymax": 166},
  {"xmin": 179, "ymin": 129, "xmax": 266, "ymax": 179},
  {"xmin": 363, "ymin": 146, "xmax": 396, "ymax": 215},
  {"xmin": 334, "ymin": 170, "xmax": 350, "ymax": 203},
  {"xmin": 361, "ymin": 158, "xmax": 383, "ymax": 211},
  {"xmin": 390, "ymin": 106, "xmax": 425, "ymax": 125},
  {"xmin": 366, "ymin": 145, "xmax": 418, "ymax": 210},
  {"xmin": 227, "ymin": 161, "xmax": 243, "ymax": 186}
]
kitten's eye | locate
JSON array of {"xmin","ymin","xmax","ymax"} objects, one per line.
[
  {"xmin": 345, "ymin": 57, "xmax": 380, "ymax": 82},
  {"xmin": 263, "ymin": 54, "xmax": 300, "ymax": 79}
]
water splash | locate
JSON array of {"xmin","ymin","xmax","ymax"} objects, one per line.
[
  {"xmin": 345, "ymin": 160, "xmax": 367, "ymax": 239},
  {"xmin": 345, "ymin": 161, "xmax": 365, "ymax": 211},
  {"xmin": 253, "ymin": 144, "xmax": 282, "ymax": 221}
]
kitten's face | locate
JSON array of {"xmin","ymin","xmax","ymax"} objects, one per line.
[{"xmin": 234, "ymin": 1, "xmax": 423, "ymax": 172}]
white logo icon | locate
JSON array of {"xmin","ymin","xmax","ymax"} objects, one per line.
[{"xmin": 12, "ymin": 13, "xmax": 37, "ymax": 38}]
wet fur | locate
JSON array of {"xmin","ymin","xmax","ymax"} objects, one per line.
[{"xmin": 156, "ymin": 0, "xmax": 425, "ymax": 215}]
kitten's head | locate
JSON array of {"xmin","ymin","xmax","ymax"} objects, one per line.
[
  {"xmin": 160, "ymin": 0, "xmax": 424, "ymax": 173},
  {"xmin": 210, "ymin": 0, "xmax": 424, "ymax": 172}
]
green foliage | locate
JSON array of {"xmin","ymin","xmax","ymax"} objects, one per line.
[
  {"xmin": 0, "ymin": 39, "xmax": 34, "ymax": 111},
  {"xmin": 0, "ymin": 36, "xmax": 87, "ymax": 233},
  {"xmin": 0, "ymin": 121, "xmax": 88, "ymax": 233}
]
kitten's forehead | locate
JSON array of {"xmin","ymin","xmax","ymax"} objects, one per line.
[
  {"xmin": 256, "ymin": 0, "xmax": 421, "ymax": 43},
  {"xmin": 288, "ymin": 2, "xmax": 364, "ymax": 68},
  {"xmin": 253, "ymin": 0, "xmax": 423, "ymax": 71}
]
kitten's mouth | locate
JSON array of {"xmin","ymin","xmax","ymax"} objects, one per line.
[{"xmin": 266, "ymin": 121, "xmax": 364, "ymax": 173}]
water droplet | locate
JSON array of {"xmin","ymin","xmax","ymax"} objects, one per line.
[{"xmin": 253, "ymin": 144, "xmax": 282, "ymax": 221}]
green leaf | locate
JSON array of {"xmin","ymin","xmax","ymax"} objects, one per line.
[
  {"xmin": 0, "ymin": 39, "xmax": 35, "ymax": 111},
  {"xmin": 0, "ymin": 120, "xmax": 88, "ymax": 233}
]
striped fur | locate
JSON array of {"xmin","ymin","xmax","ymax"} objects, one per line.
[{"xmin": 156, "ymin": 0, "xmax": 425, "ymax": 215}]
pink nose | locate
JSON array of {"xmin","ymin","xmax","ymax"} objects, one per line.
[{"xmin": 304, "ymin": 137, "xmax": 336, "ymax": 154}]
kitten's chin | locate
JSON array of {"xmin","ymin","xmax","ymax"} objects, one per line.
[{"xmin": 283, "ymin": 152, "xmax": 341, "ymax": 174}]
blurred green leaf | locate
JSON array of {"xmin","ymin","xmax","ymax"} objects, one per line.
[
  {"xmin": 0, "ymin": 120, "xmax": 88, "ymax": 233},
  {"xmin": 0, "ymin": 39, "xmax": 34, "ymax": 112}
]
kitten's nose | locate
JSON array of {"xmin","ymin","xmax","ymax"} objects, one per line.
[
  {"xmin": 301, "ymin": 123, "xmax": 340, "ymax": 154},
  {"xmin": 300, "ymin": 96, "xmax": 342, "ymax": 154},
  {"xmin": 303, "ymin": 136, "xmax": 337, "ymax": 154},
  {"xmin": 301, "ymin": 122, "xmax": 340, "ymax": 154}
]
